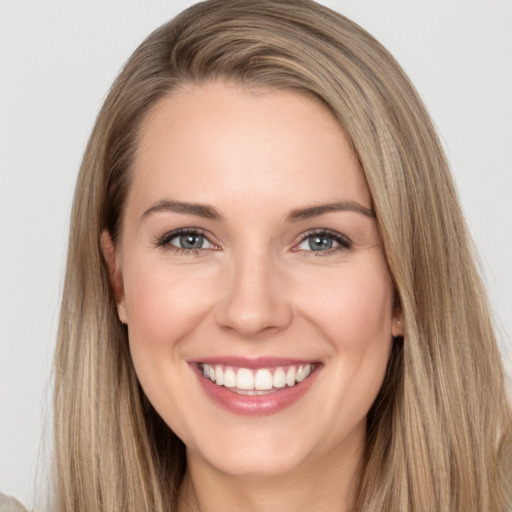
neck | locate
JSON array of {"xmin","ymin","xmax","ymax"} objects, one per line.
[{"xmin": 177, "ymin": 442, "xmax": 363, "ymax": 512}]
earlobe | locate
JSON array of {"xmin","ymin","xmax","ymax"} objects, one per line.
[
  {"xmin": 100, "ymin": 230, "xmax": 128, "ymax": 324},
  {"xmin": 392, "ymin": 311, "xmax": 404, "ymax": 338}
]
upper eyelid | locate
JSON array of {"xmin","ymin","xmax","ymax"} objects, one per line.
[
  {"xmin": 295, "ymin": 228, "xmax": 351, "ymax": 244},
  {"xmin": 156, "ymin": 227, "xmax": 216, "ymax": 247},
  {"xmin": 155, "ymin": 227, "xmax": 351, "ymax": 249},
  {"xmin": 292, "ymin": 230, "xmax": 352, "ymax": 255}
]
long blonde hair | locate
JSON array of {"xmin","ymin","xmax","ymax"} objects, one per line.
[{"xmin": 54, "ymin": 0, "xmax": 511, "ymax": 510}]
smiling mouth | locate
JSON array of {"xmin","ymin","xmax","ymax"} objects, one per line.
[{"xmin": 199, "ymin": 363, "xmax": 315, "ymax": 395}]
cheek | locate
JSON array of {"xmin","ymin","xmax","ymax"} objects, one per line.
[
  {"xmin": 301, "ymin": 264, "xmax": 394, "ymax": 430},
  {"xmin": 122, "ymin": 257, "xmax": 214, "ymax": 348},
  {"xmin": 120, "ymin": 256, "xmax": 217, "ymax": 435},
  {"xmin": 300, "ymin": 264, "xmax": 394, "ymax": 351},
  {"xmin": 297, "ymin": 260, "xmax": 394, "ymax": 414}
]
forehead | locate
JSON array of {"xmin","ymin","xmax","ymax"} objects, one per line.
[{"xmin": 128, "ymin": 81, "xmax": 371, "ymax": 216}]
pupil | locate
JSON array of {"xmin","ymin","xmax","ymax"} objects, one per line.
[
  {"xmin": 180, "ymin": 234, "xmax": 203, "ymax": 249},
  {"xmin": 309, "ymin": 235, "xmax": 332, "ymax": 251}
]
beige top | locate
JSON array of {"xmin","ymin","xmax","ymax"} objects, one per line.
[{"xmin": 0, "ymin": 493, "xmax": 27, "ymax": 512}]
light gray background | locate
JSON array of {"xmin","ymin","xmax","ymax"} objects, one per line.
[{"xmin": 1, "ymin": 0, "xmax": 511, "ymax": 508}]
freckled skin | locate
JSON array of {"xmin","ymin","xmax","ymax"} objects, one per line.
[{"xmin": 108, "ymin": 81, "xmax": 401, "ymax": 510}]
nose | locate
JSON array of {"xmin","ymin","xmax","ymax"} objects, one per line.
[{"xmin": 214, "ymin": 249, "xmax": 293, "ymax": 338}]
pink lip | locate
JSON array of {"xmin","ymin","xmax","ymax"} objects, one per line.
[
  {"xmin": 193, "ymin": 356, "xmax": 317, "ymax": 369},
  {"xmin": 190, "ymin": 358, "xmax": 321, "ymax": 417}
]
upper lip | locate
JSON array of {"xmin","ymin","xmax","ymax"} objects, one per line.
[{"xmin": 189, "ymin": 356, "xmax": 320, "ymax": 369}]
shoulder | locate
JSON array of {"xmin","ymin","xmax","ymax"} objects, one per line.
[{"xmin": 0, "ymin": 493, "xmax": 27, "ymax": 512}]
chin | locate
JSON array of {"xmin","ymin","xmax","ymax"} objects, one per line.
[
  {"xmin": 184, "ymin": 419, "xmax": 324, "ymax": 479},
  {"xmin": 197, "ymin": 446, "xmax": 310, "ymax": 478}
]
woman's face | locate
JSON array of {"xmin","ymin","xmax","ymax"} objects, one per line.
[{"xmin": 107, "ymin": 81, "xmax": 400, "ymax": 478}]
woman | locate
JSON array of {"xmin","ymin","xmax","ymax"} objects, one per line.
[{"xmin": 15, "ymin": 0, "xmax": 511, "ymax": 510}]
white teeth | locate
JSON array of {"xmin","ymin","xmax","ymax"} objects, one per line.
[
  {"xmin": 224, "ymin": 368, "xmax": 236, "ymax": 388},
  {"xmin": 254, "ymin": 369, "xmax": 273, "ymax": 390},
  {"xmin": 296, "ymin": 365, "xmax": 311, "ymax": 382},
  {"xmin": 236, "ymin": 368, "xmax": 254, "ymax": 390},
  {"xmin": 272, "ymin": 367, "xmax": 286, "ymax": 388},
  {"xmin": 200, "ymin": 363, "xmax": 314, "ymax": 391},
  {"xmin": 286, "ymin": 366, "xmax": 296, "ymax": 387},
  {"xmin": 215, "ymin": 365, "xmax": 223, "ymax": 385}
]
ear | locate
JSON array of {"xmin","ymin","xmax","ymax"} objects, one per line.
[
  {"xmin": 391, "ymin": 309, "xmax": 404, "ymax": 338},
  {"xmin": 100, "ymin": 230, "xmax": 128, "ymax": 324}
]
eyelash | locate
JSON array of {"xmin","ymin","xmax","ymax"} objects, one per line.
[
  {"xmin": 294, "ymin": 229, "xmax": 352, "ymax": 256},
  {"xmin": 154, "ymin": 228, "xmax": 216, "ymax": 255},
  {"xmin": 154, "ymin": 228, "xmax": 352, "ymax": 255}
]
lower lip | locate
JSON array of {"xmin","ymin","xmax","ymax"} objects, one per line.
[{"xmin": 193, "ymin": 365, "xmax": 320, "ymax": 416}]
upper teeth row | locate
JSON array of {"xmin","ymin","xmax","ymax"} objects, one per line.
[{"xmin": 201, "ymin": 363, "xmax": 313, "ymax": 391}]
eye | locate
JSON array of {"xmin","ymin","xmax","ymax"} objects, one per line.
[
  {"xmin": 156, "ymin": 229, "xmax": 217, "ymax": 252},
  {"xmin": 172, "ymin": 232, "xmax": 209, "ymax": 250},
  {"xmin": 295, "ymin": 230, "xmax": 351, "ymax": 254}
]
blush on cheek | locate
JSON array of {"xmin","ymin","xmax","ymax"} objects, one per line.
[
  {"xmin": 306, "ymin": 274, "xmax": 393, "ymax": 350},
  {"xmin": 123, "ymin": 257, "xmax": 212, "ymax": 345}
]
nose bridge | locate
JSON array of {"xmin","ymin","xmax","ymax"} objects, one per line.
[{"xmin": 215, "ymin": 242, "xmax": 292, "ymax": 336}]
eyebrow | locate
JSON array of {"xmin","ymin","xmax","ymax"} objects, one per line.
[
  {"xmin": 142, "ymin": 200, "xmax": 223, "ymax": 220},
  {"xmin": 141, "ymin": 199, "xmax": 375, "ymax": 224},
  {"xmin": 285, "ymin": 202, "xmax": 375, "ymax": 222}
]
